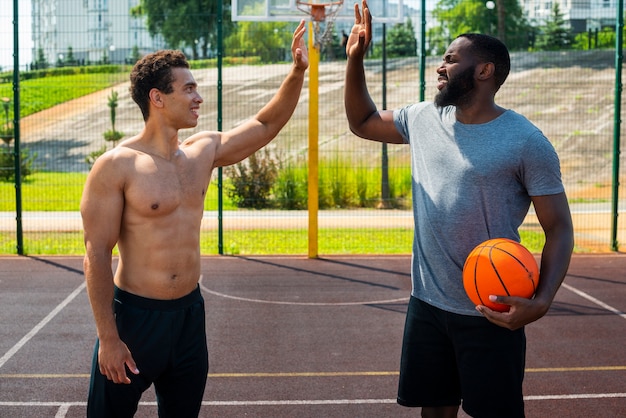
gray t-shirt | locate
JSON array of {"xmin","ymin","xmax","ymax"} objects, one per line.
[{"xmin": 394, "ymin": 102, "xmax": 564, "ymax": 316}]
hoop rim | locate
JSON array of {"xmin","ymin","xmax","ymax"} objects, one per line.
[
  {"xmin": 295, "ymin": 1, "xmax": 344, "ymax": 7},
  {"xmin": 297, "ymin": 0, "xmax": 344, "ymax": 23},
  {"xmin": 231, "ymin": 0, "xmax": 405, "ymax": 24}
]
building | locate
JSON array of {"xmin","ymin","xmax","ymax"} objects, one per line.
[
  {"xmin": 521, "ymin": 0, "xmax": 618, "ymax": 33},
  {"xmin": 31, "ymin": 0, "xmax": 165, "ymax": 66}
]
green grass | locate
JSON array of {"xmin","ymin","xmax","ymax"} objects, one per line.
[
  {"xmin": 216, "ymin": 228, "xmax": 414, "ymax": 255},
  {"xmin": 0, "ymin": 172, "xmax": 86, "ymax": 211},
  {"xmin": 0, "ymin": 172, "xmax": 236, "ymax": 211},
  {"xmin": 0, "ymin": 73, "xmax": 127, "ymax": 119},
  {"xmin": 0, "ymin": 229, "xmax": 547, "ymax": 256}
]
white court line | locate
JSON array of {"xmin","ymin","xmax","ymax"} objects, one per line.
[
  {"xmin": 561, "ymin": 282, "xmax": 626, "ymax": 320},
  {"xmin": 0, "ymin": 282, "xmax": 86, "ymax": 370},
  {"xmin": 54, "ymin": 403, "xmax": 70, "ymax": 418},
  {"xmin": 525, "ymin": 393, "xmax": 626, "ymax": 400},
  {"xmin": 2, "ymin": 393, "xmax": 626, "ymax": 415},
  {"xmin": 199, "ymin": 276, "xmax": 409, "ymax": 306}
]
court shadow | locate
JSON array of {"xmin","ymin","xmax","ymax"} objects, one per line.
[{"xmin": 230, "ymin": 256, "xmax": 407, "ymax": 291}]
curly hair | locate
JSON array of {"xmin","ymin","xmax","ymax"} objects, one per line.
[{"xmin": 129, "ymin": 50, "xmax": 190, "ymax": 121}]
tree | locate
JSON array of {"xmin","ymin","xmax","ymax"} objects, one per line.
[
  {"xmin": 225, "ymin": 20, "xmax": 294, "ymax": 63},
  {"xmin": 387, "ymin": 18, "xmax": 418, "ymax": 57},
  {"xmin": 534, "ymin": 3, "xmax": 572, "ymax": 51},
  {"xmin": 66, "ymin": 46, "xmax": 80, "ymax": 66},
  {"xmin": 130, "ymin": 45, "xmax": 141, "ymax": 63},
  {"xmin": 429, "ymin": 0, "xmax": 530, "ymax": 54},
  {"xmin": 104, "ymin": 90, "xmax": 124, "ymax": 144},
  {"xmin": 33, "ymin": 48, "xmax": 49, "ymax": 70},
  {"xmin": 222, "ymin": 1, "xmax": 295, "ymax": 63},
  {"xmin": 132, "ymin": 0, "xmax": 233, "ymax": 59}
]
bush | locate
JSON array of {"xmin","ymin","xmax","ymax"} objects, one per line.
[
  {"xmin": 225, "ymin": 148, "xmax": 279, "ymax": 209},
  {"xmin": 273, "ymin": 163, "xmax": 308, "ymax": 209},
  {"xmin": 226, "ymin": 152, "xmax": 412, "ymax": 210},
  {"xmin": 103, "ymin": 130, "xmax": 124, "ymax": 142},
  {"xmin": 0, "ymin": 146, "xmax": 37, "ymax": 182}
]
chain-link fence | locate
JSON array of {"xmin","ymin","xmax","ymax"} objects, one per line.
[{"xmin": 0, "ymin": 2, "xmax": 624, "ymax": 255}]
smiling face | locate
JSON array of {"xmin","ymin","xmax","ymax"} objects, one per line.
[
  {"xmin": 434, "ymin": 37, "xmax": 477, "ymax": 108},
  {"xmin": 160, "ymin": 67, "xmax": 203, "ymax": 130}
]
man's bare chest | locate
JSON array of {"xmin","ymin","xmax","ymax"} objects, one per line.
[{"xmin": 124, "ymin": 159, "xmax": 210, "ymax": 217}]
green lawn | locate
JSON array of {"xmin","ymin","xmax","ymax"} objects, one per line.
[
  {"xmin": 0, "ymin": 229, "xmax": 546, "ymax": 256},
  {"xmin": 0, "ymin": 172, "xmax": 234, "ymax": 211},
  {"xmin": 1, "ymin": 72, "xmax": 127, "ymax": 119}
]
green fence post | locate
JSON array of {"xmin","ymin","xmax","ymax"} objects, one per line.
[
  {"xmin": 13, "ymin": 0, "xmax": 23, "ymax": 255},
  {"xmin": 217, "ymin": 0, "xmax": 224, "ymax": 255},
  {"xmin": 611, "ymin": 0, "xmax": 623, "ymax": 252}
]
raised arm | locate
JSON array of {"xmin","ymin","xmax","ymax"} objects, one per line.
[
  {"xmin": 80, "ymin": 155, "xmax": 139, "ymax": 384},
  {"xmin": 344, "ymin": 0, "xmax": 403, "ymax": 143},
  {"xmin": 212, "ymin": 20, "xmax": 310, "ymax": 167}
]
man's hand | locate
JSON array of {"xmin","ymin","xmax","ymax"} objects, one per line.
[
  {"xmin": 292, "ymin": 20, "xmax": 309, "ymax": 71},
  {"xmin": 476, "ymin": 294, "xmax": 551, "ymax": 330},
  {"xmin": 346, "ymin": 0, "xmax": 372, "ymax": 59},
  {"xmin": 98, "ymin": 338, "xmax": 140, "ymax": 384}
]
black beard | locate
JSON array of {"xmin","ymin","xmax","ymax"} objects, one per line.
[{"xmin": 434, "ymin": 65, "xmax": 476, "ymax": 108}]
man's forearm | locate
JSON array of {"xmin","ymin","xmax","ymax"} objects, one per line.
[
  {"xmin": 255, "ymin": 65, "xmax": 306, "ymax": 134},
  {"xmin": 344, "ymin": 57, "xmax": 378, "ymax": 136},
  {"xmin": 84, "ymin": 254, "xmax": 119, "ymax": 343}
]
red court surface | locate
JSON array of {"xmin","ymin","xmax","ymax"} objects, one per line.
[{"xmin": 0, "ymin": 254, "xmax": 625, "ymax": 417}]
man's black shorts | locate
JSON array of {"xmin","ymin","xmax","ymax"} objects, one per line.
[
  {"xmin": 397, "ymin": 296, "xmax": 526, "ymax": 418},
  {"xmin": 87, "ymin": 286, "xmax": 208, "ymax": 418}
]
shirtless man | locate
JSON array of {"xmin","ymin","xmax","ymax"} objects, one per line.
[{"xmin": 80, "ymin": 22, "xmax": 308, "ymax": 417}]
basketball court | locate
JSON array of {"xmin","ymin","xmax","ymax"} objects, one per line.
[
  {"xmin": 0, "ymin": 1, "xmax": 624, "ymax": 416},
  {"xmin": 0, "ymin": 254, "xmax": 625, "ymax": 417}
]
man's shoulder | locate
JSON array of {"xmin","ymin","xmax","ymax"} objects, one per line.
[
  {"xmin": 182, "ymin": 129, "xmax": 219, "ymax": 143},
  {"xmin": 88, "ymin": 144, "xmax": 143, "ymax": 180}
]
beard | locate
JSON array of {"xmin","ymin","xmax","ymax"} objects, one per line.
[{"xmin": 434, "ymin": 65, "xmax": 476, "ymax": 108}]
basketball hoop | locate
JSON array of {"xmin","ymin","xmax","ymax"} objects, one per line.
[{"xmin": 296, "ymin": 1, "xmax": 345, "ymax": 49}]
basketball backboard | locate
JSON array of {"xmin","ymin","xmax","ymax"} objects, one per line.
[{"xmin": 231, "ymin": 0, "xmax": 405, "ymax": 24}]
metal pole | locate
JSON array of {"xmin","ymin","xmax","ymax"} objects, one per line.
[
  {"xmin": 419, "ymin": 0, "xmax": 426, "ymax": 102},
  {"xmin": 611, "ymin": 0, "xmax": 623, "ymax": 251},
  {"xmin": 381, "ymin": 23, "xmax": 390, "ymax": 207},
  {"xmin": 13, "ymin": 0, "xmax": 23, "ymax": 255},
  {"xmin": 217, "ymin": 0, "xmax": 224, "ymax": 254},
  {"xmin": 308, "ymin": 21, "xmax": 319, "ymax": 258}
]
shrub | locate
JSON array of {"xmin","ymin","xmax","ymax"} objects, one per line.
[
  {"xmin": 0, "ymin": 146, "xmax": 37, "ymax": 182},
  {"xmin": 103, "ymin": 130, "xmax": 124, "ymax": 143},
  {"xmin": 225, "ymin": 148, "xmax": 279, "ymax": 209},
  {"xmin": 273, "ymin": 163, "xmax": 308, "ymax": 209}
]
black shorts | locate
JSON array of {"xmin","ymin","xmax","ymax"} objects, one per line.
[
  {"xmin": 87, "ymin": 286, "xmax": 208, "ymax": 418},
  {"xmin": 397, "ymin": 296, "xmax": 526, "ymax": 418}
]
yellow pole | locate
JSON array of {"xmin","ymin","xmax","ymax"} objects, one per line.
[{"xmin": 307, "ymin": 21, "xmax": 319, "ymax": 258}]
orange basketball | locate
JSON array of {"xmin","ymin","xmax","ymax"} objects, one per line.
[{"xmin": 463, "ymin": 238, "xmax": 539, "ymax": 312}]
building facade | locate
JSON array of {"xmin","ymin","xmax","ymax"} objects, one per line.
[
  {"xmin": 31, "ymin": 0, "xmax": 165, "ymax": 66},
  {"xmin": 521, "ymin": 0, "xmax": 618, "ymax": 33}
]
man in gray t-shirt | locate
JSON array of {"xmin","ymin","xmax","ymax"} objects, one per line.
[
  {"xmin": 394, "ymin": 103, "xmax": 565, "ymax": 316},
  {"xmin": 344, "ymin": 1, "xmax": 574, "ymax": 417}
]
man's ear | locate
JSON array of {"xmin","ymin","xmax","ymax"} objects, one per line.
[
  {"xmin": 149, "ymin": 88, "xmax": 164, "ymax": 108},
  {"xmin": 476, "ymin": 62, "xmax": 495, "ymax": 81}
]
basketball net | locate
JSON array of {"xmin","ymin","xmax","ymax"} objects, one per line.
[{"xmin": 296, "ymin": 1, "xmax": 344, "ymax": 49}]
